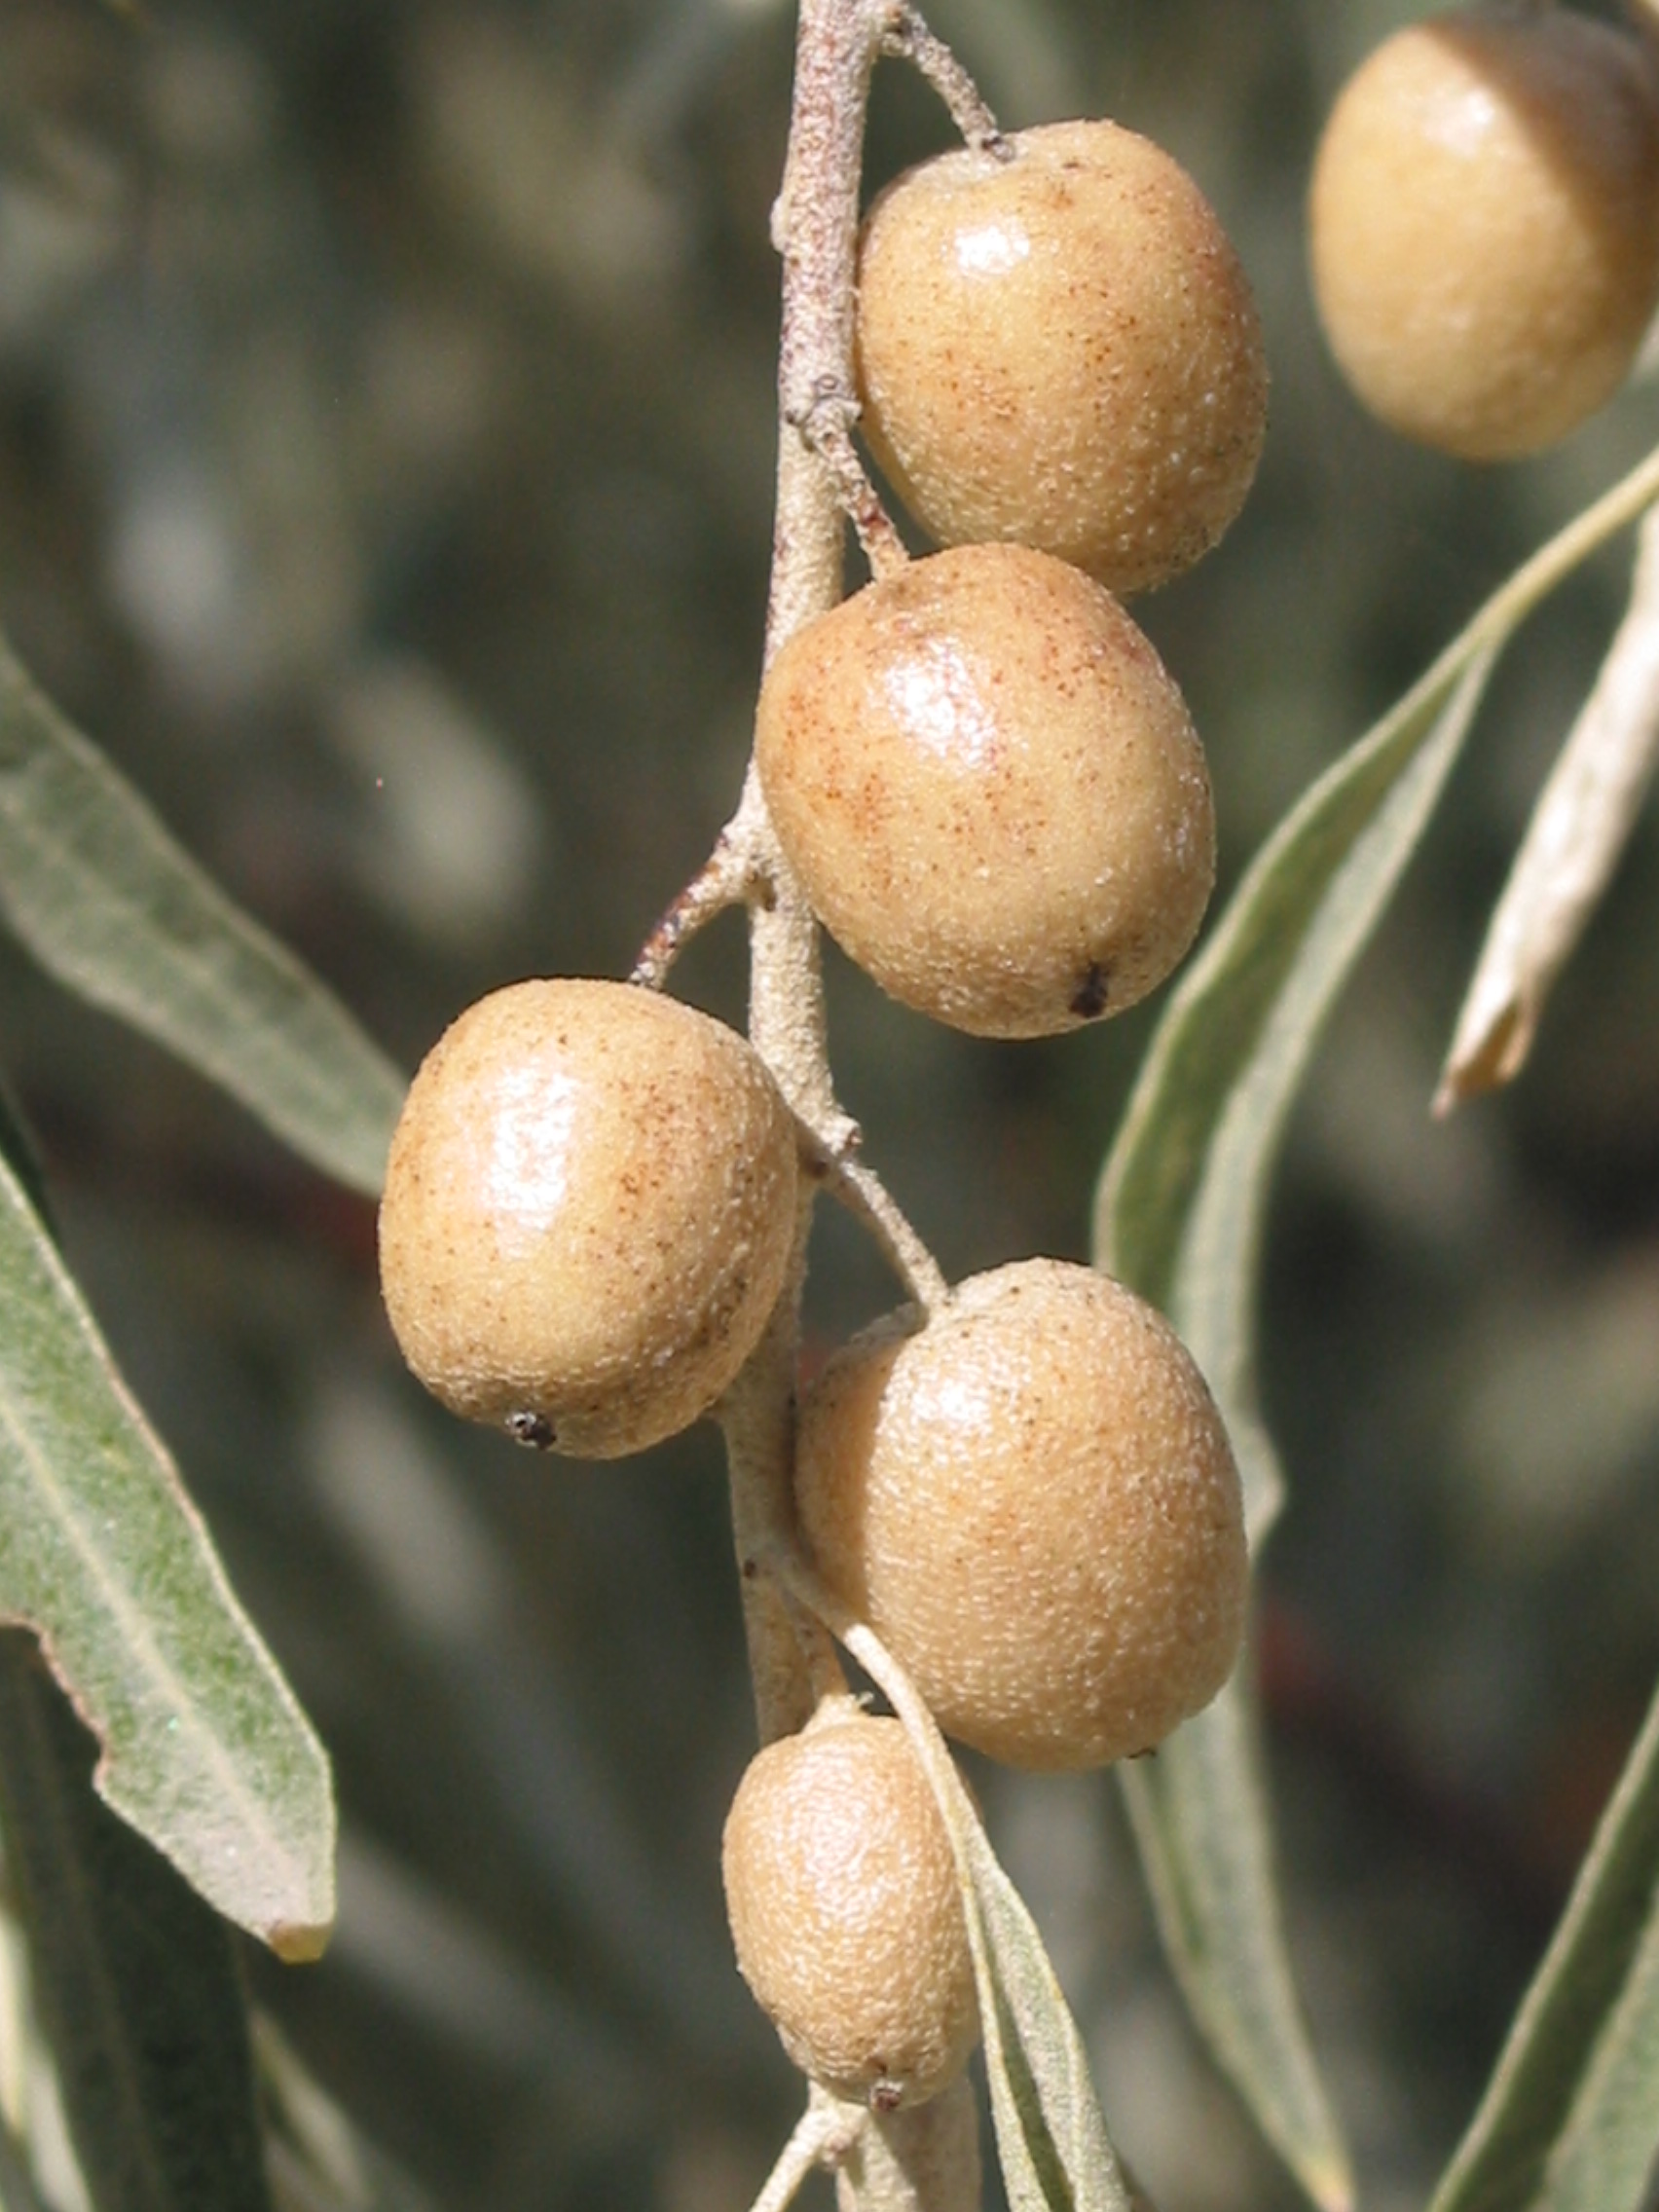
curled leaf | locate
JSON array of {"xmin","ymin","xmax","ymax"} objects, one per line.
[{"xmin": 1438, "ymin": 499, "xmax": 1659, "ymax": 1109}]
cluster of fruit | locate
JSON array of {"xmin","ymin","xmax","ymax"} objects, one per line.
[
  {"xmin": 377, "ymin": 0, "xmax": 1659, "ymax": 2155},
  {"xmin": 378, "ymin": 107, "xmax": 1264, "ymax": 2121}
]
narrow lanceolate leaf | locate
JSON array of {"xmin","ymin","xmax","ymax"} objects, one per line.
[
  {"xmin": 821, "ymin": 1594, "xmax": 1131, "ymax": 2212},
  {"xmin": 1097, "ymin": 429, "xmax": 1659, "ymax": 1425},
  {"xmin": 1117, "ymin": 1677, "xmax": 1351, "ymax": 2212},
  {"xmin": 0, "ymin": 2106, "xmax": 46, "ymax": 2212},
  {"xmin": 1101, "ymin": 641, "xmax": 1499, "ymax": 1543},
  {"xmin": 957, "ymin": 1814, "xmax": 1130, "ymax": 2212},
  {"xmin": 1089, "ymin": 437, "xmax": 1659, "ymax": 2212},
  {"xmin": 1094, "ymin": 644, "xmax": 1499, "ymax": 2212},
  {"xmin": 0, "ymin": 1633, "xmax": 274, "ymax": 2212},
  {"xmin": 0, "ymin": 631, "xmax": 404, "ymax": 1197},
  {"xmin": 1428, "ymin": 1674, "xmax": 1659, "ymax": 2212},
  {"xmin": 0, "ymin": 1143, "xmax": 334, "ymax": 1957}
]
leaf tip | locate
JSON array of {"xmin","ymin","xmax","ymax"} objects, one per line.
[
  {"xmin": 1302, "ymin": 2148, "xmax": 1357, "ymax": 2212},
  {"xmin": 268, "ymin": 1914, "xmax": 334, "ymax": 1965},
  {"xmin": 1435, "ymin": 1000, "xmax": 1533, "ymax": 1117}
]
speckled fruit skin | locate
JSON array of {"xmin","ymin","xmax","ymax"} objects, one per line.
[
  {"xmin": 378, "ymin": 978, "xmax": 798, "ymax": 1457},
  {"xmin": 721, "ymin": 1708, "xmax": 978, "ymax": 2110},
  {"xmin": 854, "ymin": 119, "xmax": 1268, "ymax": 596},
  {"xmin": 1309, "ymin": 5, "xmax": 1659, "ymax": 461},
  {"xmin": 755, "ymin": 542, "xmax": 1214, "ymax": 1040},
  {"xmin": 794, "ymin": 1260, "xmax": 1247, "ymax": 1771}
]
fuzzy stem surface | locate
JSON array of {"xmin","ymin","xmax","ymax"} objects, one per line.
[
  {"xmin": 721, "ymin": 7, "xmax": 982, "ymax": 2208},
  {"xmin": 724, "ymin": 0, "xmax": 890, "ymax": 1754}
]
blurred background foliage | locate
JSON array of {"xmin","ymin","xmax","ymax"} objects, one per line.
[{"xmin": 0, "ymin": 0, "xmax": 1657, "ymax": 2206}]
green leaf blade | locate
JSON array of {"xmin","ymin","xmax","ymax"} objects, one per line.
[
  {"xmin": 1089, "ymin": 646, "xmax": 1498, "ymax": 2212},
  {"xmin": 1101, "ymin": 426, "xmax": 1659, "ymax": 1403},
  {"xmin": 961, "ymin": 1813, "xmax": 1130, "ymax": 2212},
  {"xmin": 1119, "ymin": 1679, "xmax": 1351, "ymax": 2212},
  {"xmin": 1089, "ymin": 425, "xmax": 1659, "ymax": 2212},
  {"xmin": 1098, "ymin": 640, "xmax": 1497, "ymax": 1525},
  {"xmin": 0, "ymin": 1146, "xmax": 334, "ymax": 1956},
  {"xmin": 0, "ymin": 1633, "xmax": 276, "ymax": 2212},
  {"xmin": 827, "ymin": 1600, "xmax": 1134, "ymax": 2212},
  {"xmin": 1429, "ymin": 1677, "xmax": 1659, "ymax": 2212},
  {"xmin": 0, "ymin": 631, "xmax": 404, "ymax": 1198}
]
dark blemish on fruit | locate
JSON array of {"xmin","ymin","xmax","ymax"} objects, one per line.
[
  {"xmin": 1070, "ymin": 963, "xmax": 1110, "ymax": 1019},
  {"xmin": 740, "ymin": 1556, "xmax": 759, "ymax": 1580},
  {"xmin": 506, "ymin": 1410, "xmax": 556, "ymax": 1450}
]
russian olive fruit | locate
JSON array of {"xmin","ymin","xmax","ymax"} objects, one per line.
[
  {"xmin": 1309, "ymin": 4, "xmax": 1659, "ymax": 460},
  {"xmin": 721, "ymin": 1706, "xmax": 978, "ymax": 2110},
  {"xmin": 793, "ymin": 1260, "xmax": 1247, "ymax": 1771},
  {"xmin": 378, "ymin": 978, "xmax": 797, "ymax": 1457},
  {"xmin": 855, "ymin": 119, "xmax": 1269, "ymax": 596},
  {"xmin": 755, "ymin": 542, "xmax": 1214, "ymax": 1039}
]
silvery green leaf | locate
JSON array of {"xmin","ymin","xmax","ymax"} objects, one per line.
[
  {"xmin": 1427, "ymin": 1674, "xmax": 1659, "ymax": 2212},
  {"xmin": 1093, "ymin": 435, "xmax": 1659, "ymax": 2211},
  {"xmin": 0, "ymin": 1634, "xmax": 275, "ymax": 2212},
  {"xmin": 0, "ymin": 1141, "xmax": 333, "ymax": 1957},
  {"xmin": 0, "ymin": 630, "xmax": 403, "ymax": 1197},
  {"xmin": 829, "ymin": 1604, "xmax": 1131, "ymax": 2212}
]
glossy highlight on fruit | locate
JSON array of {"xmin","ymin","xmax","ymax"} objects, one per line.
[
  {"xmin": 755, "ymin": 542, "xmax": 1214, "ymax": 1039},
  {"xmin": 793, "ymin": 1260, "xmax": 1247, "ymax": 1771},
  {"xmin": 1309, "ymin": 4, "xmax": 1659, "ymax": 460},
  {"xmin": 721, "ymin": 1706, "xmax": 978, "ymax": 2109},
  {"xmin": 378, "ymin": 977, "xmax": 798, "ymax": 1457},
  {"xmin": 855, "ymin": 118, "xmax": 1269, "ymax": 595}
]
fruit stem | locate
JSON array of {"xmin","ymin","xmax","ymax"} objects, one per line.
[
  {"xmin": 721, "ymin": 0, "xmax": 885, "ymax": 1764},
  {"xmin": 631, "ymin": 804, "xmax": 770, "ymax": 988},
  {"xmin": 721, "ymin": 1184, "xmax": 841, "ymax": 1747},
  {"xmin": 834, "ymin": 2079, "xmax": 982, "ymax": 2211},
  {"xmin": 818, "ymin": 1145, "xmax": 951, "ymax": 1311},
  {"xmin": 789, "ymin": 404, "xmax": 910, "ymax": 580},
  {"xmin": 881, "ymin": 6, "xmax": 1006, "ymax": 154},
  {"xmin": 749, "ymin": 2087, "xmax": 866, "ymax": 2212},
  {"xmin": 725, "ymin": 10, "xmax": 977, "ymax": 2208}
]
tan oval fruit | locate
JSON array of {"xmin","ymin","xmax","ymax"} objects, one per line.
[
  {"xmin": 721, "ymin": 1706, "xmax": 978, "ymax": 2110},
  {"xmin": 1309, "ymin": 5, "xmax": 1659, "ymax": 460},
  {"xmin": 794, "ymin": 1260, "xmax": 1247, "ymax": 1771},
  {"xmin": 755, "ymin": 543, "xmax": 1214, "ymax": 1040},
  {"xmin": 378, "ymin": 978, "xmax": 798, "ymax": 1457},
  {"xmin": 855, "ymin": 118, "xmax": 1269, "ymax": 595}
]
